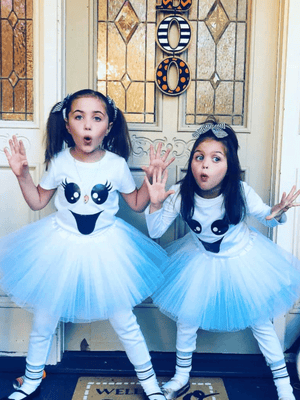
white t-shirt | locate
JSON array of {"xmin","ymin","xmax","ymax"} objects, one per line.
[{"xmin": 40, "ymin": 148, "xmax": 136, "ymax": 235}]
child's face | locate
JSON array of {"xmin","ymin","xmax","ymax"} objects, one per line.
[
  {"xmin": 191, "ymin": 138, "xmax": 228, "ymax": 198},
  {"xmin": 65, "ymin": 96, "xmax": 112, "ymax": 160}
]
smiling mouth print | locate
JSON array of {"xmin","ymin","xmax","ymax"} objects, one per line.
[{"xmin": 70, "ymin": 211, "xmax": 103, "ymax": 235}]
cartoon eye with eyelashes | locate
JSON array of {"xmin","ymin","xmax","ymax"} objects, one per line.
[
  {"xmin": 91, "ymin": 181, "xmax": 112, "ymax": 205},
  {"xmin": 211, "ymin": 218, "xmax": 229, "ymax": 235},
  {"xmin": 62, "ymin": 179, "xmax": 81, "ymax": 203}
]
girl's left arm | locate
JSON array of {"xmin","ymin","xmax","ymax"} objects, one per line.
[
  {"xmin": 121, "ymin": 143, "xmax": 175, "ymax": 212},
  {"xmin": 121, "ymin": 180, "xmax": 151, "ymax": 212},
  {"xmin": 266, "ymin": 185, "xmax": 300, "ymax": 221}
]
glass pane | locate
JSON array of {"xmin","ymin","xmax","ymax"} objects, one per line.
[
  {"xmin": 97, "ymin": 0, "xmax": 156, "ymax": 124},
  {"xmin": 0, "ymin": 0, "xmax": 34, "ymax": 121},
  {"xmin": 186, "ymin": 0, "xmax": 250, "ymax": 126}
]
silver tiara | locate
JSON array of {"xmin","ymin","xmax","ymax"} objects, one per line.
[
  {"xmin": 192, "ymin": 123, "xmax": 228, "ymax": 139},
  {"xmin": 106, "ymin": 95, "xmax": 118, "ymax": 122}
]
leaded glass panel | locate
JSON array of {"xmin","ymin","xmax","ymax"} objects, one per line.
[
  {"xmin": 96, "ymin": 0, "xmax": 249, "ymax": 126},
  {"xmin": 187, "ymin": 0, "xmax": 249, "ymax": 125},
  {"xmin": 0, "ymin": 0, "xmax": 33, "ymax": 121},
  {"xmin": 97, "ymin": 0, "xmax": 156, "ymax": 124}
]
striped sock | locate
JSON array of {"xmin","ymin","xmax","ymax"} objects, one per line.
[
  {"xmin": 135, "ymin": 361, "xmax": 165, "ymax": 400},
  {"xmin": 271, "ymin": 360, "xmax": 295, "ymax": 399},
  {"xmin": 8, "ymin": 363, "xmax": 44, "ymax": 400},
  {"xmin": 163, "ymin": 351, "xmax": 192, "ymax": 392}
]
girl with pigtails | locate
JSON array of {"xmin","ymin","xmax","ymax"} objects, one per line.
[{"xmin": 0, "ymin": 89, "xmax": 174, "ymax": 400}]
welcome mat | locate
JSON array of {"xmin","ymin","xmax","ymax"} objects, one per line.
[{"xmin": 71, "ymin": 376, "xmax": 229, "ymax": 400}]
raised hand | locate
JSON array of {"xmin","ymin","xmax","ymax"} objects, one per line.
[
  {"xmin": 142, "ymin": 142, "xmax": 175, "ymax": 179},
  {"xmin": 266, "ymin": 185, "xmax": 300, "ymax": 220},
  {"xmin": 4, "ymin": 135, "xmax": 29, "ymax": 178},
  {"xmin": 145, "ymin": 167, "xmax": 175, "ymax": 212}
]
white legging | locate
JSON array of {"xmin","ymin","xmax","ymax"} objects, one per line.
[
  {"xmin": 176, "ymin": 319, "xmax": 285, "ymax": 367},
  {"xmin": 27, "ymin": 308, "xmax": 151, "ymax": 368}
]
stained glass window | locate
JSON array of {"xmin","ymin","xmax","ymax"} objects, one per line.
[
  {"xmin": 97, "ymin": 0, "xmax": 157, "ymax": 124},
  {"xmin": 186, "ymin": 0, "xmax": 249, "ymax": 125},
  {"xmin": 96, "ymin": 0, "xmax": 249, "ymax": 126},
  {"xmin": 0, "ymin": 0, "xmax": 33, "ymax": 121}
]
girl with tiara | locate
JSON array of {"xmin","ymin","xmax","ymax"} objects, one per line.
[
  {"xmin": 145, "ymin": 120, "xmax": 300, "ymax": 400},
  {"xmin": 0, "ymin": 89, "xmax": 174, "ymax": 400}
]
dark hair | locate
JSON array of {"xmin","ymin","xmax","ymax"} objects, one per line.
[
  {"xmin": 180, "ymin": 120, "xmax": 246, "ymax": 225},
  {"xmin": 44, "ymin": 89, "xmax": 132, "ymax": 166}
]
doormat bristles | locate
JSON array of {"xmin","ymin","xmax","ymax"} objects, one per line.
[{"xmin": 71, "ymin": 376, "xmax": 229, "ymax": 400}]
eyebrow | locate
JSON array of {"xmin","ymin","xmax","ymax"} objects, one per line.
[
  {"xmin": 72, "ymin": 109, "xmax": 105, "ymax": 115},
  {"xmin": 194, "ymin": 150, "xmax": 225, "ymax": 155}
]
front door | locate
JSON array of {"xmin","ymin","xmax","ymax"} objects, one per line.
[{"xmin": 63, "ymin": 0, "xmax": 284, "ymax": 355}]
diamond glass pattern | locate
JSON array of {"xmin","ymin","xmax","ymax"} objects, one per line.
[
  {"xmin": 205, "ymin": 1, "xmax": 230, "ymax": 43},
  {"xmin": 115, "ymin": 1, "xmax": 139, "ymax": 44}
]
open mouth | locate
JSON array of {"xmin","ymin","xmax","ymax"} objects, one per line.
[
  {"xmin": 83, "ymin": 136, "xmax": 92, "ymax": 144},
  {"xmin": 200, "ymin": 174, "xmax": 209, "ymax": 182},
  {"xmin": 70, "ymin": 210, "xmax": 103, "ymax": 235}
]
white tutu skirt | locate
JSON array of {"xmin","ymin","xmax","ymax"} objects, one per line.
[
  {"xmin": 0, "ymin": 215, "xmax": 168, "ymax": 323},
  {"xmin": 152, "ymin": 230, "xmax": 300, "ymax": 332}
]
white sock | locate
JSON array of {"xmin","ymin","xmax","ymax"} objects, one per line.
[
  {"xmin": 271, "ymin": 361, "xmax": 295, "ymax": 400},
  {"xmin": 135, "ymin": 361, "xmax": 165, "ymax": 400},
  {"xmin": 274, "ymin": 377, "xmax": 295, "ymax": 400},
  {"xmin": 163, "ymin": 351, "xmax": 192, "ymax": 392}
]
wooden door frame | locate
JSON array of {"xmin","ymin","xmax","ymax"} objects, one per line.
[
  {"xmin": 44, "ymin": 0, "xmax": 65, "ymax": 364},
  {"xmin": 272, "ymin": 0, "xmax": 300, "ymax": 351},
  {"xmin": 59, "ymin": 0, "xmax": 299, "ymax": 361}
]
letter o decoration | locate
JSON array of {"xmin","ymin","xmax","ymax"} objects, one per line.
[
  {"xmin": 156, "ymin": 15, "xmax": 192, "ymax": 54},
  {"xmin": 155, "ymin": 56, "xmax": 191, "ymax": 96}
]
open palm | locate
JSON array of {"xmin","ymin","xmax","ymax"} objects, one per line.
[
  {"xmin": 142, "ymin": 142, "xmax": 175, "ymax": 179},
  {"xmin": 145, "ymin": 168, "xmax": 175, "ymax": 211},
  {"xmin": 266, "ymin": 185, "xmax": 300, "ymax": 220},
  {"xmin": 4, "ymin": 135, "xmax": 29, "ymax": 178}
]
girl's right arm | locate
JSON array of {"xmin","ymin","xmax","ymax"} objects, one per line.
[{"xmin": 4, "ymin": 136, "xmax": 56, "ymax": 211}]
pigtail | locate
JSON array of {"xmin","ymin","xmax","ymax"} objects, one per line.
[
  {"xmin": 44, "ymin": 101, "xmax": 75, "ymax": 169},
  {"xmin": 102, "ymin": 108, "xmax": 132, "ymax": 161}
]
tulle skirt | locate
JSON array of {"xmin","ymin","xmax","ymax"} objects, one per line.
[
  {"xmin": 152, "ymin": 230, "xmax": 300, "ymax": 332},
  {"xmin": 0, "ymin": 214, "xmax": 168, "ymax": 323}
]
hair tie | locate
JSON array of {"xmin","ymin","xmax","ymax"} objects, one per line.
[
  {"xmin": 193, "ymin": 123, "xmax": 228, "ymax": 139},
  {"xmin": 106, "ymin": 95, "xmax": 118, "ymax": 122},
  {"xmin": 51, "ymin": 94, "xmax": 72, "ymax": 117}
]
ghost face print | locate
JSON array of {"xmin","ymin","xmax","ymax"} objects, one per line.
[
  {"xmin": 187, "ymin": 216, "xmax": 229, "ymax": 253},
  {"xmin": 61, "ymin": 179, "xmax": 112, "ymax": 235}
]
